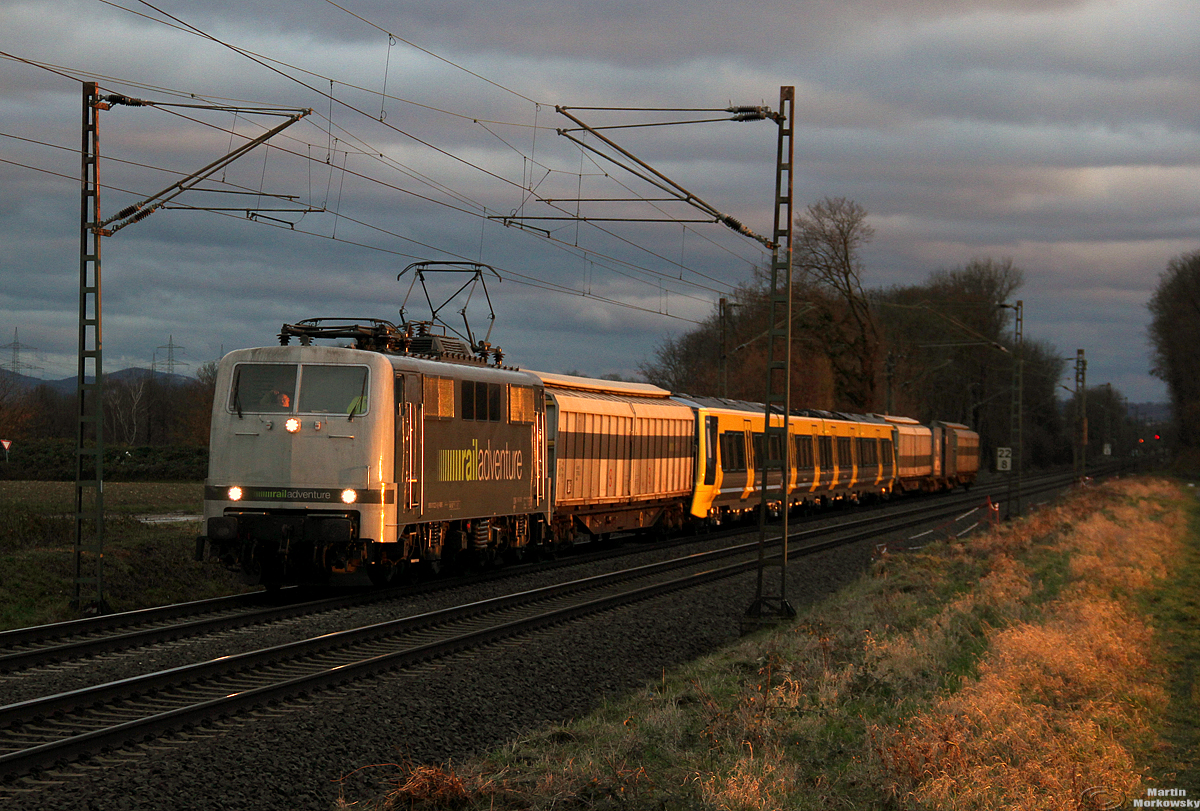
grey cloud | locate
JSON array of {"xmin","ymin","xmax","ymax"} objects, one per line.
[{"xmin": 2, "ymin": 0, "xmax": 1191, "ymax": 402}]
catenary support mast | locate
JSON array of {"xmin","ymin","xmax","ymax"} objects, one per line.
[
  {"xmin": 744, "ymin": 86, "xmax": 797, "ymax": 629},
  {"xmin": 74, "ymin": 82, "xmax": 107, "ymax": 612}
]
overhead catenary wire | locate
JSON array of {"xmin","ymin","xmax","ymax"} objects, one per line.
[
  {"xmin": 4, "ymin": 17, "xmax": 772, "ymax": 278},
  {"xmin": 2, "ymin": 115, "xmax": 731, "ymax": 307},
  {"xmin": 3, "ymin": 109, "xmax": 741, "ymax": 317},
  {"xmin": 92, "ymin": 7, "xmax": 758, "ymax": 294},
  {"xmin": 0, "ymin": 132, "xmax": 714, "ymax": 317},
  {"xmin": 0, "ymin": 141, "xmax": 704, "ymax": 324},
  {"xmin": 1, "ymin": 6, "xmax": 770, "ymax": 321},
  {"xmin": 105, "ymin": 3, "xmax": 769, "ymax": 278}
]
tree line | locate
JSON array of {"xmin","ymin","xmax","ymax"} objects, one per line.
[
  {"xmin": 640, "ymin": 196, "xmax": 1157, "ymax": 470},
  {"xmin": 0, "ymin": 362, "xmax": 217, "ymax": 479},
  {"xmin": 3, "ymin": 218, "xmax": 1186, "ymax": 477},
  {"xmin": 1148, "ymin": 250, "xmax": 1200, "ymax": 464}
]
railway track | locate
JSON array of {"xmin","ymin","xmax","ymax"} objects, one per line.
[
  {"xmin": 0, "ymin": 467, "xmax": 1091, "ymax": 677},
  {"xmin": 0, "ymin": 469, "xmax": 1090, "ymax": 782}
]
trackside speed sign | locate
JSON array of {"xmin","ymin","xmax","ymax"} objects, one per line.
[{"xmin": 996, "ymin": 446, "xmax": 1012, "ymax": 472}]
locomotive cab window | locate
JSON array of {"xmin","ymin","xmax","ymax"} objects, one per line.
[
  {"xmin": 297, "ymin": 365, "xmax": 369, "ymax": 415},
  {"xmin": 229, "ymin": 363, "xmax": 298, "ymax": 414},
  {"xmin": 463, "ymin": 380, "xmax": 502, "ymax": 421}
]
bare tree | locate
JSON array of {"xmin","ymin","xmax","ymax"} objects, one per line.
[
  {"xmin": 105, "ymin": 373, "xmax": 149, "ymax": 445},
  {"xmin": 793, "ymin": 197, "xmax": 878, "ymax": 409}
]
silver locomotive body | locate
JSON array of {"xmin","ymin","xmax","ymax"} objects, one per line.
[{"xmin": 197, "ymin": 343, "xmax": 549, "ymax": 586}]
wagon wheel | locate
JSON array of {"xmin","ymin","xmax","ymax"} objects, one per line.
[{"xmin": 366, "ymin": 558, "xmax": 407, "ymax": 587}]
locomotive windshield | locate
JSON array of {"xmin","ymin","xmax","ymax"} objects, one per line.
[
  {"xmin": 228, "ymin": 363, "xmax": 368, "ymax": 415},
  {"xmin": 297, "ymin": 365, "xmax": 369, "ymax": 414}
]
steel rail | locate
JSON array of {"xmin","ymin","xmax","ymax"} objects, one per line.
[
  {"xmin": 0, "ymin": 467, "xmax": 1099, "ymax": 780},
  {"xmin": 0, "ymin": 467, "xmax": 1097, "ymax": 673}
]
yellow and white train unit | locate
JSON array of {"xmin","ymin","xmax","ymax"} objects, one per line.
[{"xmin": 196, "ymin": 318, "xmax": 980, "ymax": 586}]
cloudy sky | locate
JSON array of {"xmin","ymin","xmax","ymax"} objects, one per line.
[{"xmin": 2, "ymin": 0, "xmax": 1196, "ymax": 404}]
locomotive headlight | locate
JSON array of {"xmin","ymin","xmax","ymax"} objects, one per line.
[
  {"xmin": 285, "ymin": 417, "xmax": 301, "ymax": 433},
  {"xmin": 228, "ymin": 486, "xmax": 243, "ymax": 502},
  {"xmin": 341, "ymin": 488, "xmax": 357, "ymax": 504}
]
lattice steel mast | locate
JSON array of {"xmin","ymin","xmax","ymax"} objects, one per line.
[
  {"xmin": 74, "ymin": 82, "xmax": 106, "ymax": 612},
  {"xmin": 744, "ymin": 86, "xmax": 797, "ymax": 627}
]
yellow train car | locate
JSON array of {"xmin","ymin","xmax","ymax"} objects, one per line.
[
  {"xmin": 806, "ymin": 411, "xmax": 896, "ymax": 500},
  {"xmin": 675, "ymin": 397, "xmax": 773, "ymax": 521},
  {"xmin": 678, "ymin": 398, "xmax": 896, "ymax": 522}
]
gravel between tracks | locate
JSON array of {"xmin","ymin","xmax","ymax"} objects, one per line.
[{"xmin": 3, "ymin": 529, "xmax": 882, "ymax": 811}]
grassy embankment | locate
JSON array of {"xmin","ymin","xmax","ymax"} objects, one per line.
[
  {"xmin": 0, "ymin": 481, "xmax": 251, "ymax": 630},
  {"xmin": 348, "ymin": 476, "xmax": 1199, "ymax": 810}
]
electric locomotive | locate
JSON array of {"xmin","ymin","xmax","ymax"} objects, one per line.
[{"xmin": 196, "ymin": 318, "xmax": 550, "ymax": 587}]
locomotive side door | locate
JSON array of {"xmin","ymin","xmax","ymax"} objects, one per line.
[
  {"xmin": 543, "ymin": 393, "xmax": 558, "ymax": 507},
  {"xmin": 395, "ymin": 372, "xmax": 424, "ymax": 514}
]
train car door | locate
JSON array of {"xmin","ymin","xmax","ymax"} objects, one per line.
[
  {"xmin": 944, "ymin": 428, "xmax": 958, "ymax": 479},
  {"xmin": 930, "ymin": 423, "xmax": 944, "ymax": 479},
  {"xmin": 743, "ymin": 420, "xmax": 755, "ymax": 498},
  {"xmin": 703, "ymin": 415, "xmax": 718, "ymax": 486}
]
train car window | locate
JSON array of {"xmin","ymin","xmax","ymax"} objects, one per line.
[
  {"xmin": 488, "ymin": 383, "xmax": 501, "ymax": 421},
  {"xmin": 837, "ymin": 437, "xmax": 854, "ymax": 466},
  {"xmin": 297, "ymin": 365, "xmax": 368, "ymax": 414},
  {"xmin": 768, "ymin": 432, "xmax": 783, "ymax": 464},
  {"xmin": 462, "ymin": 380, "xmax": 475, "ymax": 420},
  {"xmin": 229, "ymin": 363, "xmax": 297, "ymax": 414},
  {"xmin": 425, "ymin": 376, "xmax": 455, "ymax": 419},
  {"xmin": 508, "ymin": 385, "xmax": 536, "ymax": 424},
  {"xmin": 794, "ymin": 435, "xmax": 814, "ymax": 469},
  {"xmin": 463, "ymin": 380, "xmax": 502, "ymax": 421},
  {"xmin": 818, "ymin": 436, "xmax": 833, "ymax": 469},
  {"xmin": 720, "ymin": 431, "xmax": 746, "ymax": 472}
]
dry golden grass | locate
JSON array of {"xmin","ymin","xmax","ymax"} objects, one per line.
[
  {"xmin": 345, "ymin": 477, "xmax": 1192, "ymax": 810},
  {"xmin": 871, "ymin": 477, "xmax": 1183, "ymax": 810}
]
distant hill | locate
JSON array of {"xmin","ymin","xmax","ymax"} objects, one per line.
[{"xmin": 0, "ymin": 367, "xmax": 194, "ymax": 395}]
